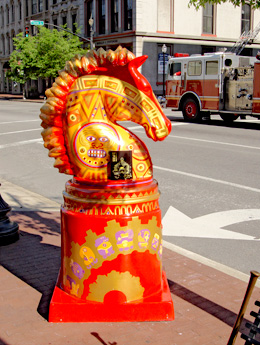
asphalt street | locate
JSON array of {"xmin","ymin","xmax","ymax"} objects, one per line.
[{"xmin": 0, "ymin": 100, "xmax": 259, "ymax": 275}]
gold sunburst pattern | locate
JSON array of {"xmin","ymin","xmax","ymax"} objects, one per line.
[{"xmin": 87, "ymin": 271, "xmax": 145, "ymax": 302}]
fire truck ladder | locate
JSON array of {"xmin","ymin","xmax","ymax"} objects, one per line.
[{"xmin": 230, "ymin": 21, "xmax": 260, "ymax": 55}]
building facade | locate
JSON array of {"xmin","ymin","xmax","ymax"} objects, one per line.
[
  {"xmin": 1, "ymin": 0, "xmax": 260, "ymax": 95},
  {"xmin": 0, "ymin": 0, "xmax": 83, "ymax": 94}
]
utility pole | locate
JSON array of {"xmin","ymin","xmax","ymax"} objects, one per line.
[
  {"xmin": 89, "ymin": 14, "xmax": 94, "ymax": 50},
  {"xmin": 162, "ymin": 44, "xmax": 167, "ymax": 97}
]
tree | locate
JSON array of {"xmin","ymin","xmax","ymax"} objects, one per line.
[
  {"xmin": 7, "ymin": 26, "xmax": 87, "ymax": 96},
  {"xmin": 7, "ymin": 32, "xmax": 38, "ymax": 85},
  {"xmin": 33, "ymin": 26, "xmax": 86, "ymax": 80},
  {"xmin": 189, "ymin": 0, "xmax": 260, "ymax": 10}
]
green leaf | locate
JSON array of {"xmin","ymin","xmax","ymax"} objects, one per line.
[
  {"xmin": 8, "ymin": 26, "xmax": 88, "ymax": 83},
  {"xmin": 189, "ymin": 0, "xmax": 260, "ymax": 10}
]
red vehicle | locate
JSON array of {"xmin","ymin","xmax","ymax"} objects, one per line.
[{"xmin": 166, "ymin": 52, "xmax": 260, "ymax": 122}]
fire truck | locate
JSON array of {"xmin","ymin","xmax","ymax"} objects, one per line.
[{"xmin": 165, "ymin": 51, "xmax": 260, "ymax": 122}]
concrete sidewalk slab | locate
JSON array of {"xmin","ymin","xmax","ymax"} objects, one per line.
[
  {"xmin": 0, "ymin": 181, "xmax": 259, "ymax": 345},
  {"xmin": 0, "ymin": 179, "xmax": 60, "ymax": 212}
]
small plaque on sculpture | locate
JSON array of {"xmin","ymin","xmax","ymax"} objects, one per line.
[{"xmin": 109, "ymin": 151, "xmax": 132, "ymax": 180}]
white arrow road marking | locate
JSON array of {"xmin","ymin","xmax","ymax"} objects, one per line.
[{"xmin": 162, "ymin": 206, "xmax": 260, "ymax": 240}]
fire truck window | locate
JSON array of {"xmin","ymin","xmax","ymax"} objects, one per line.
[
  {"xmin": 206, "ymin": 60, "xmax": 218, "ymax": 75},
  {"xmin": 169, "ymin": 64, "xmax": 173, "ymax": 76},
  {"xmin": 225, "ymin": 59, "xmax": 232, "ymax": 67},
  {"xmin": 188, "ymin": 61, "xmax": 202, "ymax": 76},
  {"xmin": 173, "ymin": 63, "xmax": 181, "ymax": 76},
  {"xmin": 169, "ymin": 63, "xmax": 181, "ymax": 76}
]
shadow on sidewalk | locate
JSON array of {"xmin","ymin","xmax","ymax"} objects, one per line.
[
  {"xmin": 0, "ymin": 337, "xmax": 10, "ymax": 345},
  {"xmin": 168, "ymin": 279, "xmax": 249, "ymax": 334},
  {"xmin": 0, "ymin": 210, "xmax": 252, "ymax": 331},
  {"xmin": 0, "ymin": 211, "xmax": 61, "ymax": 320}
]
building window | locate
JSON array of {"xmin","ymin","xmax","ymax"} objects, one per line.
[
  {"xmin": 53, "ymin": 0, "xmax": 57, "ymax": 4},
  {"xmin": 203, "ymin": 3, "xmax": 214, "ymax": 34},
  {"xmin": 72, "ymin": 12, "xmax": 77, "ymax": 33},
  {"xmin": 11, "ymin": 31, "xmax": 15, "ymax": 52},
  {"xmin": 46, "ymin": 0, "xmax": 48, "ymax": 11},
  {"xmin": 11, "ymin": 3, "xmax": 15, "ymax": 22},
  {"xmin": 1, "ymin": 7, "xmax": 4, "ymax": 27},
  {"xmin": 19, "ymin": 2, "xmax": 22, "ymax": 20},
  {"xmin": 241, "ymin": 4, "xmax": 251, "ymax": 33},
  {"xmin": 25, "ymin": 0, "xmax": 29, "ymax": 17},
  {"xmin": 98, "ymin": 0, "xmax": 106, "ymax": 34},
  {"xmin": 2, "ymin": 35, "xmax": 5, "ymax": 55},
  {"xmin": 62, "ymin": 15, "xmax": 67, "ymax": 26},
  {"xmin": 53, "ymin": 17, "xmax": 58, "ymax": 26},
  {"xmin": 124, "ymin": 0, "xmax": 132, "ymax": 31},
  {"xmin": 7, "ymin": 34, "xmax": 10, "ymax": 55},
  {"xmin": 6, "ymin": 5, "xmax": 9, "ymax": 25},
  {"xmin": 39, "ymin": 0, "xmax": 43, "ymax": 12},
  {"xmin": 32, "ymin": 0, "xmax": 37, "ymax": 14},
  {"xmin": 111, "ymin": 0, "xmax": 119, "ymax": 32}
]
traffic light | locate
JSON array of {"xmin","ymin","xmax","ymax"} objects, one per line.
[{"xmin": 25, "ymin": 26, "xmax": 29, "ymax": 37}]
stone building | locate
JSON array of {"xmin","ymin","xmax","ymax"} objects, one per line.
[
  {"xmin": 1, "ymin": 0, "xmax": 260, "ymax": 96},
  {"xmin": 0, "ymin": 0, "xmax": 83, "ymax": 94}
]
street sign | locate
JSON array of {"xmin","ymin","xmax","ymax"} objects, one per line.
[
  {"xmin": 30, "ymin": 20, "xmax": 44, "ymax": 26},
  {"xmin": 158, "ymin": 53, "xmax": 169, "ymax": 74}
]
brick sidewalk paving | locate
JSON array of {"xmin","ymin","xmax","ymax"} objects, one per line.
[{"xmin": 1, "ymin": 210, "xmax": 259, "ymax": 345}]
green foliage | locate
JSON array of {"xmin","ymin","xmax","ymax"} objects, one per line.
[
  {"xmin": 7, "ymin": 32, "xmax": 38, "ymax": 84},
  {"xmin": 7, "ymin": 26, "xmax": 87, "ymax": 84},
  {"xmin": 189, "ymin": 0, "xmax": 260, "ymax": 10}
]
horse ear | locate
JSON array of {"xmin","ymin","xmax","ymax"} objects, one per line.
[{"xmin": 128, "ymin": 55, "xmax": 148, "ymax": 69}]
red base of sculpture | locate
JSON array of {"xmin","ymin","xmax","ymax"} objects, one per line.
[{"xmin": 49, "ymin": 271, "xmax": 174, "ymax": 322}]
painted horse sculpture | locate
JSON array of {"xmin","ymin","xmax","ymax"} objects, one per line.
[
  {"xmin": 40, "ymin": 47, "xmax": 174, "ymax": 322},
  {"xmin": 40, "ymin": 46, "xmax": 171, "ymax": 181}
]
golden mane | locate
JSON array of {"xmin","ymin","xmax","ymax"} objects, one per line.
[{"xmin": 40, "ymin": 46, "xmax": 136, "ymax": 175}]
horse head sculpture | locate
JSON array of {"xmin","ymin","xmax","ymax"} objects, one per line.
[{"xmin": 40, "ymin": 46, "xmax": 171, "ymax": 182}]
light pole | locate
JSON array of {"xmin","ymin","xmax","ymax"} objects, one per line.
[
  {"xmin": 0, "ymin": 184, "xmax": 19, "ymax": 245},
  {"xmin": 89, "ymin": 14, "xmax": 94, "ymax": 50},
  {"xmin": 162, "ymin": 44, "xmax": 167, "ymax": 97}
]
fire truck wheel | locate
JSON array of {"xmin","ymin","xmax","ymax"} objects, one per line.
[
  {"xmin": 182, "ymin": 98, "xmax": 202, "ymax": 122},
  {"xmin": 220, "ymin": 114, "xmax": 239, "ymax": 123}
]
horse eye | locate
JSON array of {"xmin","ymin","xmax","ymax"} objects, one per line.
[
  {"xmin": 99, "ymin": 137, "xmax": 109, "ymax": 142},
  {"xmin": 69, "ymin": 114, "xmax": 77, "ymax": 121},
  {"xmin": 87, "ymin": 136, "xmax": 96, "ymax": 142}
]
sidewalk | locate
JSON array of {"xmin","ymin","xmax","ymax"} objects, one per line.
[
  {"xmin": 0, "ymin": 93, "xmax": 44, "ymax": 103},
  {"xmin": 0, "ymin": 179, "xmax": 259, "ymax": 345}
]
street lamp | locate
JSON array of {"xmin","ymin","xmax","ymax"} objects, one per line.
[
  {"xmin": 0, "ymin": 184, "xmax": 19, "ymax": 245},
  {"xmin": 89, "ymin": 13, "xmax": 94, "ymax": 50},
  {"xmin": 162, "ymin": 44, "xmax": 167, "ymax": 97}
]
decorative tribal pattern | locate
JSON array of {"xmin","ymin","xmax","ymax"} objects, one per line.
[
  {"xmin": 63, "ymin": 216, "xmax": 162, "ymax": 300},
  {"xmin": 40, "ymin": 46, "xmax": 171, "ymax": 182}
]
